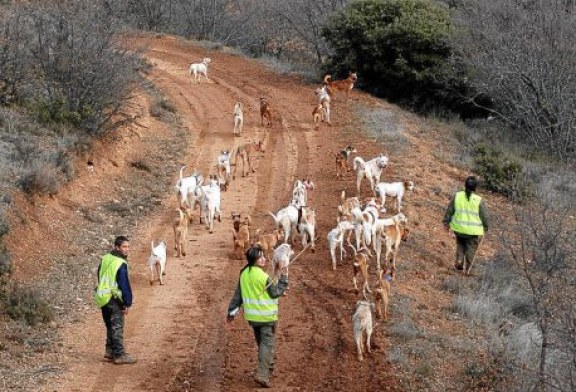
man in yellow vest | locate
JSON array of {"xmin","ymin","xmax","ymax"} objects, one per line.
[
  {"xmin": 443, "ymin": 176, "xmax": 489, "ymax": 275},
  {"xmin": 227, "ymin": 245, "xmax": 289, "ymax": 388},
  {"xmin": 94, "ymin": 236, "xmax": 136, "ymax": 364}
]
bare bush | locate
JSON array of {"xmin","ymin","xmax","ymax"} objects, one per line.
[
  {"xmin": 452, "ymin": 0, "xmax": 576, "ymax": 161},
  {"xmin": 4, "ymin": 284, "xmax": 53, "ymax": 326},
  {"xmin": 1, "ymin": 2, "xmax": 140, "ymax": 134}
]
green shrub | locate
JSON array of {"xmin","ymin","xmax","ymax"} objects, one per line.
[
  {"xmin": 322, "ymin": 0, "xmax": 463, "ymax": 111},
  {"xmin": 33, "ymin": 97, "xmax": 93, "ymax": 127},
  {"xmin": 473, "ymin": 145, "xmax": 529, "ymax": 199},
  {"xmin": 4, "ymin": 284, "xmax": 53, "ymax": 326}
]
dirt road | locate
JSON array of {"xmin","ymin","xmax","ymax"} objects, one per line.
[{"xmin": 17, "ymin": 35, "xmax": 398, "ymax": 392}]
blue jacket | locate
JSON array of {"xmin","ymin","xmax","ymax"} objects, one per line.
[{"xmin": 98, "ymin": 250, "xmax": 133, "ymax": 307}]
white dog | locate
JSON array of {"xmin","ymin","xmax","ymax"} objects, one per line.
[
  {"xmin": 291, "ymin": 179, "xmax": 315, "ymax": 208},
  {"xmin": 351, "ymin": 199, "xmax": 380, "ymax": 252},
  {"xmin": 233, "ymin": 102, "xmax": 244, "ymax": 136},
  {"xmin": 189, "ymin": 57, "xmax": 211, "ymax": 84},
  {"xmin": 374, "ymin": 181, "xmax": 415, "ymax": 213},
  {"xmin": 353, "ymin": 300, "xmax": 373, "ymax": 362},
  {"xmin": 200, "ymin": 175, "xmax": 221, "ymax": 233},
  {"xmin": 315, "ymin": 85, "xmax": 331, "ymax": 125},
  {"xmin": 269, "ymin": 204, "xmax": 299, "ymax": 244},
  {"xmin": 175, "ymin": 166, "xmax": 203, "ymax": 209},
  {"xmin": 216, "ymin": 150, "xmax": 231, "ymax": 191},
  {"xmin": 327, "ymin": 219, "xmax": 355, "ymax": 270},
  {"xmin": 271, "ymin": 243, "xmax": 294, "ymax": 280},
  {"xmin": 148, "ymin": 241, "xmax": 167, "ymax": 285},
  {"xmin": 353, "ymin": 154, "xmax": 389, "ymax": 196}
]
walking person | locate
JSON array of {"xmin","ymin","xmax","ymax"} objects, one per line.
[
  {"xmin": 443, "ymin": 176, "xmax": 489, "ymax": 275},
  {"xmin": 94, "ymin": 235, "xmax": 137, "ymax": 364},
  {"xmin": 226, "ymin": 245, "xmax": 289, "ymax": 388}
]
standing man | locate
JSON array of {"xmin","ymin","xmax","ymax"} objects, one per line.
[
  {"xmin": 227, "ymin": 245, "xmax": 288, "ymax": 388},
  {"xmin": 443, "ymin": 176, "xmax": 489, "ymax": 275},
  {"xmin": 94, "ymin": 235, "xmax": 137, "ymax": 364}
]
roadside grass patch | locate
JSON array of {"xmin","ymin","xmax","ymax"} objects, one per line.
[{"xmin": 356, "ymin": 105, "xmax": 409, "ymax": 152}]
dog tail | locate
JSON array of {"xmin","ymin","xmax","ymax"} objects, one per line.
[
  {"xmin": 353, "ymin": 156, "xmax": 365, "ymax": 171},
  {"xmin": 341, "ymin": 190, "xmax": 346, "ymax": 203},
  {"xmin": 323, "ymin": 75, "xmax": 331, "ymax": 84},
  {"xmin": 179, "ymin": 165, "xmax": 187, "ymax": 180},
  {"xmin": 268, "ymin": 211, "xmax": 280, "ymax": 226}
]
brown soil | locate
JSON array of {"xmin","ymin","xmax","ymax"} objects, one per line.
[{"xmin": 2, "ymin": 33, "xmax": 510, "ymax": 392}]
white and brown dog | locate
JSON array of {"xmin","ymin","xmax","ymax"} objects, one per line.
[
  {"xmin": 255, "ymin": 229, "xmax": 284, "ymax": 260},
  {"xmin": 332, "ymin": 145, "xmax": 357, "ymax": 178},
  {"xmin": 189, "ymin": 57, "xmax": 211, "ymax": 84},
  {"xmin": 324, "ymin": 72, "xmax": 358, "ymax": 100},
  {"xmin": 353, "ymin": 154, "xmax": 389, "ymax": 196},
  {"xmin": 148, "ymin": 241, "xmax": 168, "ymax": 285},
  {"xmin": 338, "ymin": 191, "xmax": 361, "ymax": 220},
  {"xmin": 216, "ymin": 150, "xmax": 232, "ymax": 191},
  {"xmin": 374, "ymin": 180, "xmax": 415, "ymax": 213},
  {"xmin": 233, "ymin": 102, "xmax": 244, "ymax": 136},
  {"xmin": 315, "ymin": 85, "xmax": 332, "ymax": 126}
]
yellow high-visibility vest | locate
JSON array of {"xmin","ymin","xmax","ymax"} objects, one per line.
[
  {"xmin": 240, "ymin": 266, "xmax": 278, "ymax": 323},
  {"xmin": 450, "ymin": 191, "xmax": 484, "ymax": 236},
  {"xmin": 94, "ymin": 254, "xmax": 126, "ymax": 308}
]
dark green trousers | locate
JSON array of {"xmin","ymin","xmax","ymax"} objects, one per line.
[
  {"xmin": 101, "ymin": 298, "xmax": 125, "ymax": 358},
  {"xmin": 455, "ymin": 234, "xmax": 481, "ymax": 272},
  {"xmin": 252, "ymin": 324, "xmax": 275, "ymax": 381}
]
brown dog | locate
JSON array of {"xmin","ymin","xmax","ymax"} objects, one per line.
[
  {"xmin": 379, "ymin": 223, "xmax": 410, "ymax": 280},
  {"xmin": 232, "ymin": 218, "xmax": 251, "ymax": 258},
  {"xmin": 323, "ymin": 72, "xmax": 358, "ymax": 100},
  {"xmin": 260, "ymin": 98, "xmax": 272, "ymax": 127},
  {"xmin": 374, "ymin": 271, "xmax": 392, "ymax": 320},
  {"xmin": 232, "ymin": 140, "xmax": 265, "ymax": 179},
  {"xmin": 352, "ymin": 247, "xmax": 371, "ymax": 298},
  {"xmin": 255, "ymin": 229, "xmax": 284, "ymax": 259},
  {"xmin": 312, "ymin": 103, "xmax": 322, "ymax": 130},
  {"xmin": 173, "ymin": 209, "xmax": 189, "ymax": 258}
]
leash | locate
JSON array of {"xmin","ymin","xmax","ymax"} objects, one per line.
[{"xmin": 259, "ymin": 239, "xmax": 317, "ymax": 296}]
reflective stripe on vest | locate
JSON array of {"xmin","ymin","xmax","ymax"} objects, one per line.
[
  {"xmin": 449, "ymin": 191, "xmax": 485, "ymax": 236},
  {"xmin": 94, "ymin": 254, "xmax": 126, "ymax": 308},
  {"xmin": 240, "ymin": 266, "xmax": 278, "ymax": 323}
]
